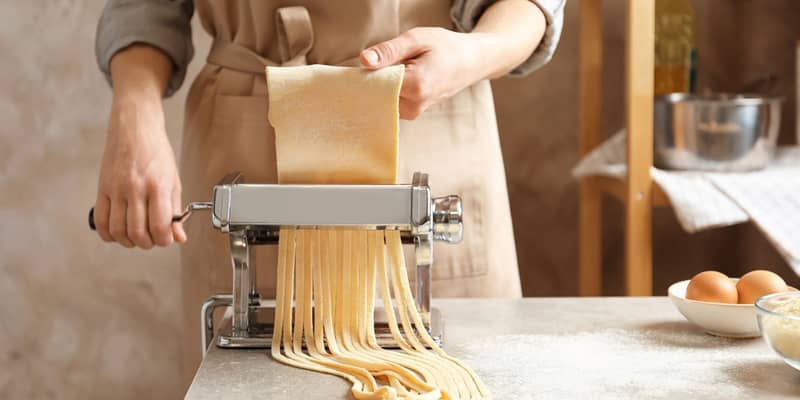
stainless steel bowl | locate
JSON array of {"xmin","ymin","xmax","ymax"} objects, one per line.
[{"xmin": 654, "ymin": 93, "xmax": 782, "ymax": 171}]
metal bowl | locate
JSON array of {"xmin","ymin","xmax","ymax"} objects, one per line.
[{"xmin": 654, "ymin": 93, "xmax": 782, "ymax": 171}]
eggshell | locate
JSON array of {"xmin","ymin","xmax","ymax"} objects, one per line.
[
  {"xmin": 736, "ymin": 270, "xmax": 787, "ymax": 304},
  {"xmin": 686, "ymin": 271, "xmax": 738, "ymax": 304}
]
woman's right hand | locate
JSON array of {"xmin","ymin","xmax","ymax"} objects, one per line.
[{"xmin": 93, "ymin": 45, "xmax": 187, "ymax": 248}]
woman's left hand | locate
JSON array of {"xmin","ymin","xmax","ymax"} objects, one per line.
[{"xmin": 360, "ymin": 27, "xmax": 495, "ymax": 120}]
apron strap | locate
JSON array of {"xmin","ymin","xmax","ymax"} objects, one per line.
[
  {"xmin": 206, "ymin": 40, "xmax": 277, "ymax": 74},
  {"xmin": 275, "ymin": 6, "xmax": 314, "ymax": 66},
  {"xmin": 206, "ymin": 6, "xmax": 314, "ymax": 74}
]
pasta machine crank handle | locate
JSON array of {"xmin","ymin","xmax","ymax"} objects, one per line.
[
  {"xmin": 88, "ymin": 202, "xmax": 214, "ymax": 231},
  {"xmin": 87, "ymin": 171, "xmax": 238, "ymax": 231}
]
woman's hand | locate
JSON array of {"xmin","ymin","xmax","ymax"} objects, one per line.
[
  {"xmin": 359, "ymin": 0, "xmax": 545, "ymax": 120},
  {"xmin": 93, "ymin": 45, "xmax": 186, "ymax": 249},
  {"xmin": 360, "ymin": 27, "xmax": 491, "ymax": 120}
]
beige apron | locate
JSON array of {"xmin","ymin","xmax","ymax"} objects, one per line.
[{"xmin": 179, "ymin": 0, "xmax": 521, "ymax": 388}]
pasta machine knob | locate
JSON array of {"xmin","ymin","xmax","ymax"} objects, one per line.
[{"xmin": 431, "ymin": 195, "xmax": 463, "ymax": 244}]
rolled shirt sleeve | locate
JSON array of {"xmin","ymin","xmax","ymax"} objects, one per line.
[
  {"xmin": 450, "ymin": 0, "xmax": 565, "ymax": 76},
  {"xmin": 95, "ymin": 0, "xmax": 194, "ymax": 97}
]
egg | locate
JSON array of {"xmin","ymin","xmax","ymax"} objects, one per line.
[
  {"xmin": 736, "ymin": 270, "xmax": 787, "ymax": 304},
  {"xmin": 686, "ymin": 271, "xmax": 738, "ymax": 303}
]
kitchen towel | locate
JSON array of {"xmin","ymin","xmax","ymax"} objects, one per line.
[{"xmin": 573, "ymin": 130, "xmax": 800, "ymax": 275}]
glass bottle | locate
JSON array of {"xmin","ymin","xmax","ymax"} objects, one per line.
[{"xmin": 654, "ymin": 0, "xmax": 696, "ymax": 95}]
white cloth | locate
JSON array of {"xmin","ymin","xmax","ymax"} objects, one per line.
[{"xmin": 573, "ymin": 130, "xmax": 800, "ymax": 275}]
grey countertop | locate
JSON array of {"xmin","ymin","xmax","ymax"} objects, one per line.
[{"xmin": 186, "ymin": 297, "xmax": 800, "ymax": 399}]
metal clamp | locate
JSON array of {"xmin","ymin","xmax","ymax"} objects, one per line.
[{"xmin": 200, "ymin": 294, "xmax": 233, "ymax": 357}]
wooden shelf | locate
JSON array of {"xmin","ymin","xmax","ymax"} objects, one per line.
[
  {"xmin": 585, "ymin": 176, "xmax": 670, "ymax": 208},
  {"xmin": 579, "ymin": 0, "xmax": 656, "ymax": 297}
]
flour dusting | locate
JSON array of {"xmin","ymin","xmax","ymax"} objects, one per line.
[{"xmin": 456, "ymin": 329, "xmax": 797, "ymax": 399}]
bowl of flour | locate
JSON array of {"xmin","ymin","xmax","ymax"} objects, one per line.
[{"xmin": 755, "ymin": 291, "xmax": 800, "ymax": 371}]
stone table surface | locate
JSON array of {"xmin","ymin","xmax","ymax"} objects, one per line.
[{"xmin": 186, "ymin": 297, "xmax": 800, "ymax": 399}]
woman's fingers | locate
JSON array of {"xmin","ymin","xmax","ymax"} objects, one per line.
[
  {"xmin": 148, "ymin": 187, "xmax": 174, "ymax": 247},
  {"xmin": 360, "ymin": 27, "xmax": 455, "ymax": 119},
  {"xmin": 399, "ymin": 66, "xmax": 430, "ymax": 120},
  {"xmin": 399, "ymin": 98, "xmax": 426, "ymax": 120},
  {"xmin": 100, "ymin": 180, "xmax": 183, "ymax": 248},
  {"xmin": 94, "ymin": 195, "xmax": 113, "ymax": 242},
  {"xmin": 127, "ymin": 196, "xmax": 154, "ymax": 249},
  {"xmin": 362, "ymin": 27, "xmax": 484, "ymax": 120},
  {"xmin": 171, "ymin": 184, "xmax": 187, "ymax": 243},
  {"xmin": 400, "ymin": 66, "xmax": 424, "ymax": 99},
  {"xmin": 360, "ymin": 29, "xmax": 426, "ymax": 69},
  {"xmin": 108, "ymin": 198, "xmax": 134, "ymax": 248}
]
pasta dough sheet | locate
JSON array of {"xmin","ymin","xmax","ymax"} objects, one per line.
[
  {"xmin": 267, "ymin": 64, "xmax": 402, "ymax": 184},
  {"xmin": 266, "ymin": 65, "xmax": 488, "ymax": 399}
]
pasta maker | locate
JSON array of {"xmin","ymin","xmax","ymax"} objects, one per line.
[{"xmin": 91, "ymin": 171, "xmax": 463, "ymax": 355}]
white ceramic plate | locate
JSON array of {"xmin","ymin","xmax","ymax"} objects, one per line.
[{"xmin": 667, "ymin": 279, "xmax": 760, "ymax": 338}]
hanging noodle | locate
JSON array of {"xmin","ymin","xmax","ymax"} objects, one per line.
[{"xmin": 271, "ymin": 228, "xmax": 489, "ymax": 399}]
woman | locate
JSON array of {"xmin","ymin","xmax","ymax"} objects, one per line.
[{"xmin": 94, "ymin": 0, "xmax": 563, "ymax": 389}]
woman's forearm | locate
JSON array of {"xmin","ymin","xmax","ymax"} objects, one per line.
[
  {"xmin": 109, "ymin": 44, "xmax": 172, "ymax": 107},
  {"xmin": 471, "ymin": 0, "xmax": 547, "ymax": 79},
  {"xmin": 95, "ymin": 44, "xmax": 186, "ymax": 249}
]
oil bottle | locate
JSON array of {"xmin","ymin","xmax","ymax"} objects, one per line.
[{"xmin": 654, "ymin": 0, "xmax": 696, "ymax": 95}]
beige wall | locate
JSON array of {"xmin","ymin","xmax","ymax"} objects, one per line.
[
  {"xmin": 1, "ymin": 1, "xmax": 798, "ymax": 399},
  {"xmin": 0, "ymin": 2, "xmax": 211, "ymax": 398}
]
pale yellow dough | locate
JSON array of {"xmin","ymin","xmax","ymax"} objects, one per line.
[
  {"xmin": 266, "ymin": 65, "xmax": 489, "ymax": 399},
  {"xmin": 267, "ymin": 64, "xmax": 402, "ymax": 184}
]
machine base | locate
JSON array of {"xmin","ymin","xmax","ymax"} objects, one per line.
[{"xmin": 216, "ymin": 304, "xmax": 444, "ymax": 349}]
